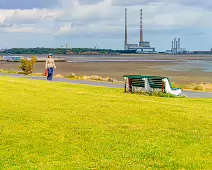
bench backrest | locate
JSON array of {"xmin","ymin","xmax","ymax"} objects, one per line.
[
  {"xmin": 123, "ymin": 75, "xmax": 181, "ymax": 91},
  {"xmin": 130, "ymin": 78, "xmax": 145, "ymax": 88},
  {"xmin": 148, "ymin": 77, "xmax": 164, "ymax": 89},
  {"xmin": 124, "ymin": 75, "xmax": 166, "ymax": 89}
]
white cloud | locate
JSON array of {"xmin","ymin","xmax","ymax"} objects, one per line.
[
  {"xmin": 142, "ymin": 3, "xmax": 209, "ymax": 28},
  {"xmin": 56, "ymin": 24, "xmax": 72, "ymax": 35},
  {"xmin": 0, "ymin": 0, "xmax": 212, "ymax": 50},
  {"xmin": 1, "ymin": 0, "xmax": 212, "ymax": 32},
  {"xmin": 0, "ymin": 8, "xmax": 63, "ymax": 26},
  {"xmin": 6, "ymin": 26, "xmax": 46, "ymax": 33},
  {"xmin": 57, "ymin": 0, "xmax": 117, "ymax": 22}
]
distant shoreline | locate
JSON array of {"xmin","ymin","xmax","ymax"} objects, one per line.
[{"xmin": 1, "ymin": 53, "xmax": 212, "ymax": 58}]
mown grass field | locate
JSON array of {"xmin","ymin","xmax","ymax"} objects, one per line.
[{"xmin": 0, "ymin": 76, "xmax": 212, "ymax": 169}]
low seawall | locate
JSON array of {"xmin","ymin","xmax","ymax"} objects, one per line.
[
  {"xmin": 0, "ymin": 56, "xmax": 66, "ymax": 62},
  {"xmin": 36, "ymin": 58, "xmax": 66, "ymax": 62}
]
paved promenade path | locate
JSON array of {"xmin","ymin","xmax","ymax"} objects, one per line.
[{"xmin": 1, "ymin": 73, "xmax": 212, "ymax": 98}]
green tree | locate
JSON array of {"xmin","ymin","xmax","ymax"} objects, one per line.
[{"xmin": 20, "ymin": 56, "xmax": 37, "ymax": 75}]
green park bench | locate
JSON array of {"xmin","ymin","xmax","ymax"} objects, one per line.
[{"xmin": 123, "ymin": 75, "xmax": 182, "ymax": 96}]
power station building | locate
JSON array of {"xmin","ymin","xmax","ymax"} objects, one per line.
[
  {"xmin": 124, "ymin": 8, "xmax": 156, "ymax": 53},
  {"xmin": 171, "ymin": 38, "xmax": 186, "ymax": 54}
]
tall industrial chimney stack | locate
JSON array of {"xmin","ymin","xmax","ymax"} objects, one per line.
[
  {"xmin": 174, "ymin": 38, "xmax": 176, "ymax": 50},
  {"xmin": 124, "ymin": 8, "xmax": 128, "ymax": 50},
  {"xmin": 140, "ymin": 9, "xmax": 143, "ymax": 42},
  {"xmin": 178, "ymin": 38, "xmax": 180, "ymax": 49}
]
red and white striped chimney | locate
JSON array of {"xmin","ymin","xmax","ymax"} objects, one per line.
[{"xmin": 140, "ymin": 9, "xmax": 143, "ymax": 42}]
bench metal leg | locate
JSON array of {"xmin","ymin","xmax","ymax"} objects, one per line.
[
  {"xmin": 129, "ymin": 78, "xmax": 132, "ymax": 92},
  {"xmin": 124, "ymin": 82, "xmax": 127, "ymax": 92}
]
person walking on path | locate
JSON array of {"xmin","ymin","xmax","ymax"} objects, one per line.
[{"xmin": 45, "ymin": 54, "xmax": 56, "ymax": 80}]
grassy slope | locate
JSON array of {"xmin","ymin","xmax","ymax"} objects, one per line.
[{"xmin": 0, "ymin": 76, "xmax": 211, "ymax": 169}]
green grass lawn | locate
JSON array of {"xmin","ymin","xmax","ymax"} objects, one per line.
[{"xmin": 0, "ymin": 76, "xmax": 211, "ymax": 169}]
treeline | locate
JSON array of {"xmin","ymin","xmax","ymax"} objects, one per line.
[{"xmin": 0, "ymin": 48, "xmax": 136, "ymax": 55}]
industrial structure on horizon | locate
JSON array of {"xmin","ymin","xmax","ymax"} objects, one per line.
[
  {"xmin": 164, "ymin": 38, "xmax": 186, "ymax": 54},
  {"xmin": 170, "ymin": 38, "xmax": 186, "ymax": 54},
  {"xmin": 124, "ymin": 8, "xmax": 156, "ymax": 53}
]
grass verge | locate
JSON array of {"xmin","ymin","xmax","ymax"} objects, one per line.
[
  {"xmin": 0, "ymin": 69, "xmax": 121, "ymax": 83},
  {"xmin": 0, "ymin": 76, "xmax": 212, "ymax": 169},
  {"xmin": 1, "ymin": 69, "xmax": 212, "ymax": 91},
  {"xmin": 134, "ymin": 91, "xmax": 186, "ymax": 98},
  {"xmin": 173, "ymin": 82, "xmax": 212, "ymax": 92}
]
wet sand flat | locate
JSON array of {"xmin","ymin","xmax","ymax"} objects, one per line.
[{"xmin": 1, "ymin": 59, "xmax": 211, "ymax": 84}]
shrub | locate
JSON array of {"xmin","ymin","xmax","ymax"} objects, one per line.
[
  {"xmin": 65, "ymin": 73, "xmax": 76, "ymax": 79},
  {"xmin": 149, "ymin": 91, "xmax": 181, "ymax": 98},
  {"xmin": 0, "ymin": 69, "xmax": 17, "ymax": 74},
  {"xmin": 194, "ymin": 84, "xmax": 205, "ymax": 91},
  {"xmin": 130, "ymin": 91, "xmax": 186, "ymax": 98},
  {"xmin": 55, "ymin": 74, "xmax": 64, "ymax": 78},
  {"xmin": 65, "ymin": 73, "xmax": 118, "ymax": 83},
  {"xmin": 20, "ymin": 56, "xmax": 37, "ymax": 75}
]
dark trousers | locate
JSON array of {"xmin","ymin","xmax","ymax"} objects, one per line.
[{"xmin": 47, "ymin": 68, "xmax": 54, "ymax": 80}]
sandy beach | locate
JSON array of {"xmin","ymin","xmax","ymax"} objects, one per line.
[{"xmin": 0, "ymin": 54, "xmax": 212, "ymax": 84}]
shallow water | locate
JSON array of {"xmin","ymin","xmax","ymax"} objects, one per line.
[
  {"xmin": 67, "ymin": 59, "xmax": 175, "ymax": 62},
  {"xmin": 15, "ymin": 54, "xmax": 212, "ymax": 71},
  {"xmin": 154, "ymin": 60, "xmax": 212, "ymax": 73},
  {"xmin": 64, "ymin": 56, "xmax": 212, "ymax": 73},
  {"xmin": 1, "ymin": 54, "xmax": 212, "ymax": 84}
]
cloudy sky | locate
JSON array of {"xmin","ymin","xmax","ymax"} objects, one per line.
[{"xmin": 0, "ymin": 0, "xmax": 212, "ymax": 51}]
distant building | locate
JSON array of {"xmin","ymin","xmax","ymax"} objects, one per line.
[
  {"xmin": 165, "ymin": 50, "xmax": 172, "ymax": 54},
  {"xmin": 124, "ymin": 8, "xmax": 156, "ymax": 53},
  {"xmin": 166, "ymin": 38, "xmax": 187, "ymax": 54}
]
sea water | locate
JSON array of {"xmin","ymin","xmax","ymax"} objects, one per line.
[
  {"xmin": 34, "ymin": 54, "xmax": 212, "ymax": 73},
  {"xmin": 154, "ymin": 60, "xmax": 212, "ymax": 73}
]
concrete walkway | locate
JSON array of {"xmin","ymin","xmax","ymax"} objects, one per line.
[{"xmin": 1, "ymin": 73, "xmax": 212, "ymax": 98}]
